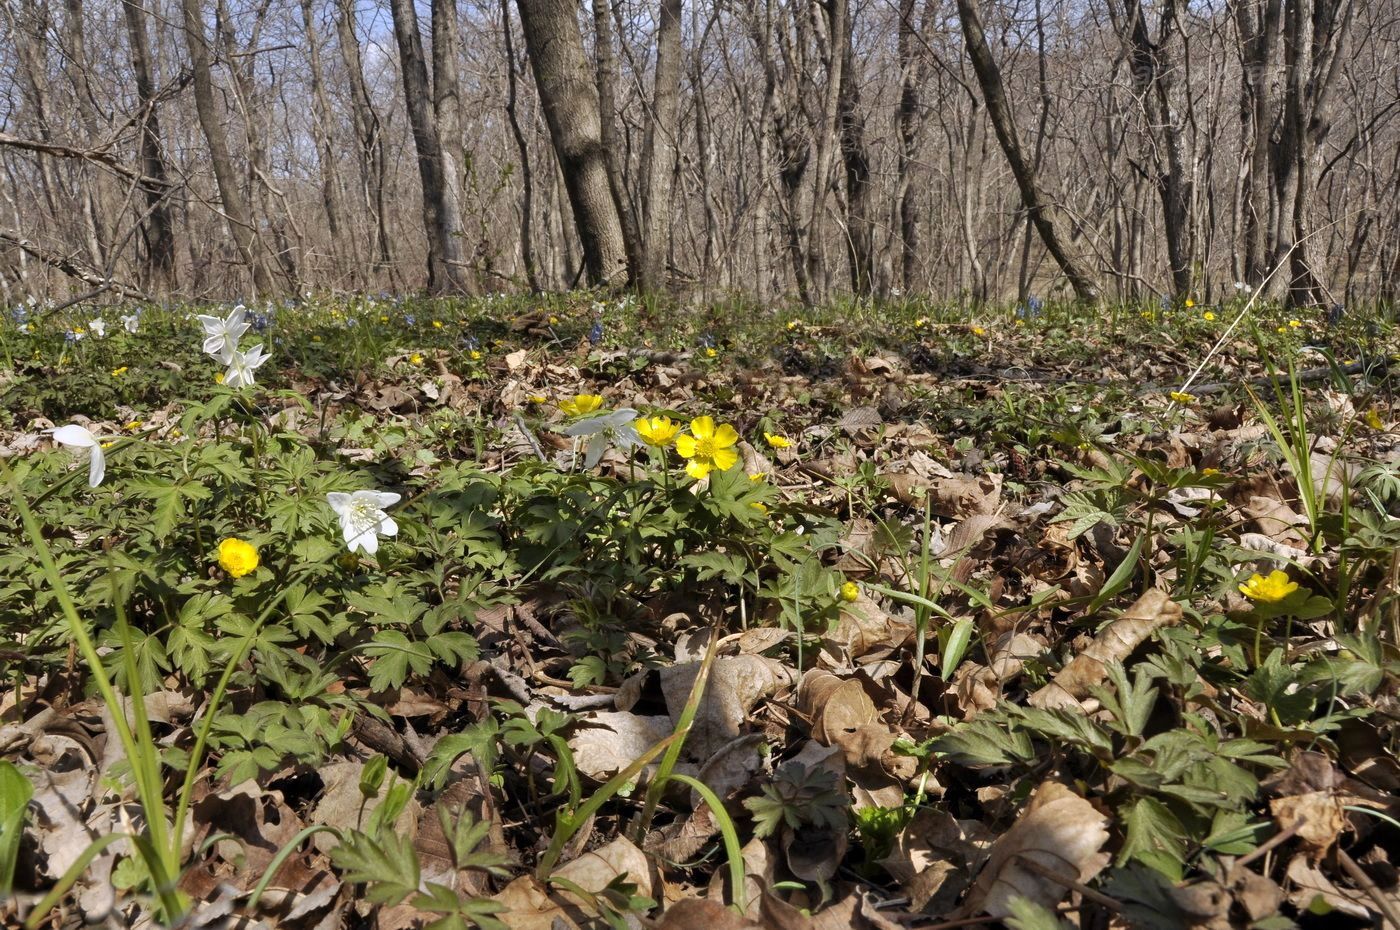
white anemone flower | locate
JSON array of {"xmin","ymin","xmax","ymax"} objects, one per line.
[
  {"xmin": 88, "ymin": 318, "xmax": 107, "ymax": 338},
  {"xmin": 49, "ymin": 423, "xmax": 106, "ymax": 487},
  {"xmin": 558, "ymin": 408, "xmax": 640, "ymax": 469},
  {"xmin": 121, "ymin": 313, "xmax": 140, "ymax": 334},
  {"xmin": 197, "ymin": 305, "xmax": 249, "ymax": 361},
  {"xmin": 223, "ymin": 344, "xmax": 269, "ymax": 389},
  {"xmin": 327, "ymin": 490, "xmax": 401, "ymax": 554}
]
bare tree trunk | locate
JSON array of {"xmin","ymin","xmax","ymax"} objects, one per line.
[
  {"xmin": 1113, "ymin": 0, "xmax": 1194, "ymax": 297},
  {"xmin": 590, "ymin": 0, "xmax": 643, "ymax": 283},
  {"xmin": 954, "ymin": 0, "xmax": 1098, "ymax": 301},
  {"xmin": 388, "ymin": 0, "xmax": 470, "ymax": 294},
  {"xmin": 432, "ymin": 0, "xmax": 472, "ymax": 278},
  {"xmin": 516, "ymin": 0, "xmax": 629, "ymax": 286},
  {"xmin": 638, "ymin": 0, "xmax": 682, "ymax": 292},
  {"xmin": 501, "ymin": 0, "xmax": 541, "ymax": 291},
  {"xmin": 804, "ymin": 0, "xmax": 846, "ymax": 300},
  {"xmin": 894, "ymin": 0, "xmax": 926, "ymax": 294},
  {"xmin": 299, "ymin": 0, "xmax": 348, "ymax": 277},
  {"xmin": 836, "ymin": 0, "xmax": 873, "ymax": 296},
  {"xmin": 334, "ymin": 0, "xmax": 395, "ymax": 283},
  {"xmin": 179, "ymin": 0, "xmax": 274, "ymax": 293},
  {"xmin": 60, "ymin": 0, "xmax": 114, "ymax": 270}
]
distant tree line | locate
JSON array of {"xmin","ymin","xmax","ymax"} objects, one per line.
[{"xmin": 0, "ymin": 0, "xmax": 1392, "ymax": 307}]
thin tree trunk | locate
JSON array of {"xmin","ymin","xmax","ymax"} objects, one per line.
[
  {"xmin": 388, "ymin": 0, "xmax": 469, "ymax": 294},
  {"xmin": 179, "ymin": 0, "xmax": 273, "ymax": 293},
  {"xmin": 432, "ymin": 0, "xmax": 472, "ymax": 279},
  {"xmin": 501, "ymin": 0, "xmax": 541, "ymax": 291},
  {"xmin": 299, "ymin": 0, "xmax": 348, "ymax": 276},
  {"xmin": 335, "ymin": 0, "xmax": 395, "ymax": 282},
  {"xmin": 954, "ymin": 0, "xmax": 1099, "ymax": 301},
  {"xmin": 591, "ymin": 0, "xmax": 644, "ymax": 283},
  {"xmin": 837, "ymin": 1, "xmax": 873, "ymax": 296},
  {"xmin": 638, "ymin": 0, "xmax": 683, "ymax": 292},
  {"xmin": 516, "ymin": 0, "xmax": 629, "ymax": 286}
]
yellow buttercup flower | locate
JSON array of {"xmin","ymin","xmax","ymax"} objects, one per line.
[
  {"xmin": 676, "ymin": 416, "xmax": 740, "ymax": 480},
  {"xmin": 839, "ymin": 581, "xmax": 860, "ymax": 603},
  {"xmin": 1365, "ymin": 409, "xmax": 1384, "ymax": 430},
  {"xmin": 786, "ymin": 320, "xmax": 800, "ymax": 332},
  {"xmin": 748, "ymin": 472, "xmax": 766, "ymax": 482},
  {"xmin": 1277, "ymin": 326, "xmax": 1288, "ymax": 334},
  {"xmin": 217, "ymin": 538, "xmax": 260, "ymax": 578},
  {"xmin": 764, "ymin": 432, "xmax": 792, "ymax": 450},
  {"xmin": 111, "ymin": 366, "xmax": 127, "ymax": 377},
  {"xmin": 409, "ymin": 353, "xmax": 424, "ymax": 366},
  {"xmin": 1200, "ymin": 467, "xmax": 1220, "ymax": 477},
  {"xmin": 1184, "ymin": 298, "xmax": 1195, "ymax": 308},
  {"xmin": 559, "ymin": 394, "xmax": 603, "ymax": 417},
  {"xmin": 527, "ymin": 394, "xmax": 548, "ymax": 405},
  {"xmin": 214, "ymin": 372, "xmax": 226, "ymax": 384},
  {"xmin": 1203, "ymin": 311, "xmax": 1216, "ymax": 321},
  {"xmin": 380, "ymin": 315, "xmax": 389, "ymax": 322},
  {"xmin": 705, "ymin": 347, "xmax": 718, "ymax": 358},
  {"xmin": 548, "ymin": 315, "xmax": 560, "ymax": 325},
  {"xmin": 750, "ymin": 502, "xmax": 768, "ymax": 515},
  {"xmin": 972, "ymin": 326, "xmax": 986, "ymax": 337},
  {"xmin": 1238, "ymin": 570, "xmax": 1298, "ymax": 603},
  {"xmin": 469, "ymin": 350, "xmax": 483, "ymax": 360},
  {"xmin": 124, "ymin": 420, "xmax": 143, "ymax": 431},
  {"xmin": 914, "ymin": 317, "xmax": 929, "ymax": 329},
  {"xmin": 432, "ymin": 320, "xmax": 443, "ymax": 329},
  {"xmin": 1288, "ymin": 319, "xmax": 1302, "ymax": 329},
  {"xmin": 1169, "ymin": 391, "xmax": 1195, "ymax": 404},
  {"xmin": 636, "ymin": 415, "xmax": 680, "ymax": 447}
]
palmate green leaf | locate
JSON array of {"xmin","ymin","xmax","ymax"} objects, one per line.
[
  {"xmin": 125, "ymin": 476, "xmax": 213, "ymax": 541},
  {"xmin": 678, "ymin": 550, "xmax": 748, "ymax": 584},
  {"xmin": 428, "ymin": 631, "xmax": 480, "ymax": 668},
  {"xmin": 1003, "ymin": 896, "xmax": 1073, "ymax": 930},
  {"xmin": 1118, "ymin": 796, "xmax": 1187, "ymax": 879},
  {"xmin": 1089, "ymin": 663, "xmax": 1159, "ymax": 739},
  {"xmin": 422, "ymin": 719, "xmax": 501, "ymax": 791},
  {"xmin": 331, "ymin": 829, "xmax": 421, "ymax": 906},
  {"xmin": 363, "ymin": 630, "xmax": 435, "ymax": 691},
  {"xmin": 932, "ymin": 714, "xmax": 1035, "ymax": 767}
]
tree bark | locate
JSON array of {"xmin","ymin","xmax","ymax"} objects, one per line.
[
  {"xmin": 299, "ymin": 0, "xmax": 348, "ymax": 275},
  {"xmin": 432, "ymin": 0, "xmax": 472, "ymax": 275},
  {"xmin": 179, "ymin": 0, "xmax": 273, "ymax": 293},
  {"xmin": 591, "ymin": 0, "xmax": 644, "ymax": 283},
  {"xmin": 836, "ymin": 0, "xmax": 873, "ymax": 296},
  {"xmin": 501, "ymin": 0, "xmax": 542, "ymax": 291},
  {"xmin": 335, "ymin": 0, "xmax": 394, "ymax": 281},
  {"xmin": 954, "ymin": 0, "xmax": 1099, "ymax": 301},
  {"xmin": 388, "ymin": 0, "xmax": 470, "ymax": 294},
  {"xmin": 516, "ymin": 0, "xmax": 629, "ymax": 286},
  {"xmin": 638, "ymin": 0, "xmax": 683, "ymax": 292}
]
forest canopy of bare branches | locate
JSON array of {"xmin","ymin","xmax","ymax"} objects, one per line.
[{"xmin": 0, "ymin": 0, "xmax": 1394, "ymax": 307}]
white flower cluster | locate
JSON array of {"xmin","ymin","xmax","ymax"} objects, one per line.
[{"xmin": 197, "ymin": 304, "xmax": 269, "ymax": 388}]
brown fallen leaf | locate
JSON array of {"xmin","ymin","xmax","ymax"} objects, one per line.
[
  {"xmin": 1271, "ymin": 791, "xmax": 1346, "ymax": 860},
  {"xmin": 958, "ymin": 781, "xmax": 1110, "ymax": 919},
  {"xmin": 493, "ymin": 837, "xmax": 656, "ymax": 930},
  {"xmin": 1028, "ymin": 589, "xmax": 1182, "ymax": 711}
]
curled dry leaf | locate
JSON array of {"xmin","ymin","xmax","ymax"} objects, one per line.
[
  {"xmin": 568, "ymin": 710, "xmax": 675, "ymax": 781},
  {"xmin": 1029, "ymin": 589, "xmax": 1182, "ymax": 711},
  {"xmin": 660, "ymin": 655, "xmax": 792, "ymax": 760},
  {"xmin": 958, "ymin": 781, "xmax": 1110, "ymax": 920},
  {"xmin": 1270, "ymin": 791, "xmax": 1346, "ymax": 860}
]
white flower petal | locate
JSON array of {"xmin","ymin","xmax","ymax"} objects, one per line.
[
  {"xmin": 87, "ymin": 445, "xmax": 106, "ymax": 487},
  {"xmin": 326, "ymin": 492, "xmax": 351, "ymax": 515},
  {"xmin": 51, "ymin": 424, "xmax": 98, "ymax": 448}
]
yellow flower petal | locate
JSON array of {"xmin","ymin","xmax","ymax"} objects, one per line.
[
  {"xmin": 713, "ymin": 423, "xmax": 740, "ymax": 449},
  {"xmin": 690, "ymin": 416, "xmax": 716, "ymax": 442},
  {"xmin": 711, "ymin": 446, "xmax": 740, "ymax": 473},
  {"xmin": 685, "ymin": 459, "xmax": 712, "ymax": 480},
  {"xmin": 675, "ymin": 434, "xmax": 698, "ymax": 458}
]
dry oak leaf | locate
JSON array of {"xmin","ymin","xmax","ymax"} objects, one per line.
[
  {"xmin": 660, "ymin": 655, "xmax": 793, "ymax": 760},
  {"xmin": 1028, "ymin": 589, "xmax": 1182, "ymax": 711},
  {"xmin": 958, "ymin": 781, "xmax": 1110, "ymax": 920},
  {"xmin": 493, "ymin": 837, "xmax": 657, "ymax": 930},
  {"xmin": 1271, "ymin": 791, "xmax": 1346, "ymax": 860}
]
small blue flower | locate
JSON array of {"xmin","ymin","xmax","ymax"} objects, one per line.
[
  {"xmin": 588, "ymin": 320, "xmax": 604, "ymax": 345},
  {"xmin": 405, "ymin": 313, "xmax": 416, "ymax": 327},
  {"xmin": 251, "ymin": 312, "xmax": 271, "ymax": 333},
  {"xmin": 11, "ymin": 305, "xmax": 29, "ymax": 323},
  {"xmin": 1027, "ymin": 296, "xmax": 1044, "ymax": 316},
  {"xmin": 463, "ymin": 334, "xmax": 480, "ymax": 351},
  {"xmin": 699, "ymin": 333, "xmax": 716, "ymax": 349}
]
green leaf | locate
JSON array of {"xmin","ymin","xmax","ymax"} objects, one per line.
[
  {"xmin": 0, "ymin": 761, "xmax": 33, "ymax": 895},
  {"xmin": 1118, "ymin": 797, "xmax": 1186, "ymax": 878},
  {"xmin": 1003, "ymin": 896, "xmax": 1073, "ymax": 930},
  {"xmin": 331, "ymin": 830, "xmax": 420, "ymax": 906}
]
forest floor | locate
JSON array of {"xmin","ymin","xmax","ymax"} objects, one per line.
[{"xmin": 1, "ymin": 292, "xmax": 1399, "ymax": 930}]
